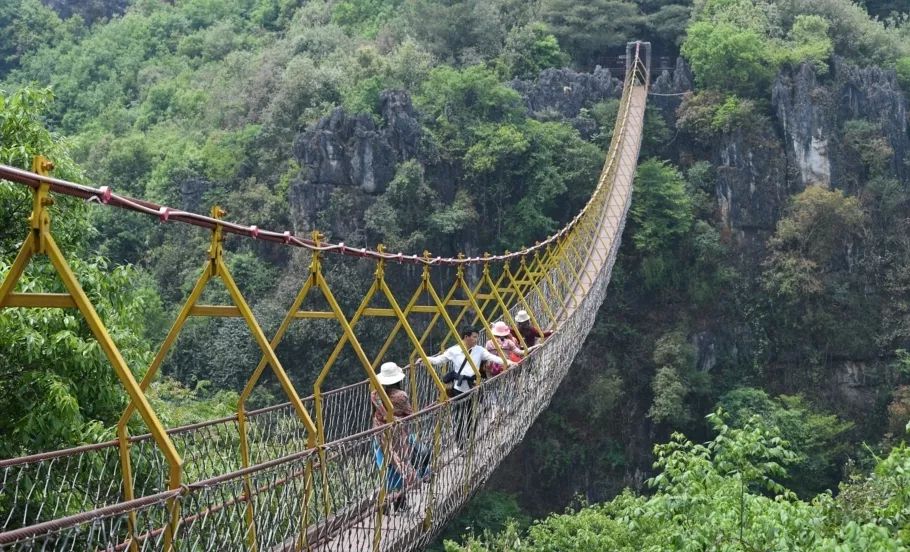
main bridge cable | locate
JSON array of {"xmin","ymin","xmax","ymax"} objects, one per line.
[{"xmin": 0, "ymin": 41, "xmax": 651, "ymax": 551}]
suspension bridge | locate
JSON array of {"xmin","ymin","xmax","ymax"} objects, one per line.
[{"xmin": 0, "ymin": 43, "xmax": 650, "ymax": 551}]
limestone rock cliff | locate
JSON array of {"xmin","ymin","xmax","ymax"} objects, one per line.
[
  {"xmin": 772, "ymin": 58, "xmax": 908, "ymax": 191},
  {"xmin": 289, "ymin": 91, "xmax": 424, "ymax": 237},
  {"xmin": 510, "ymin": 66, "xmax": 622, "ymax": 137}
]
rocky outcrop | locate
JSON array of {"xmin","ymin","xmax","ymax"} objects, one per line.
[
  {"xmin": 510, "ymin": 67, "xmax": 622, "ymax": 137},
  {"xmin": 772, "ymin": 58, "xmax": 908, "ymax": 191},
  {"xmin": 713, "ymin": 125, "xmax": 790, "ymax": 246},
  {"xmin": 289, "ymin": 91, "xmax": 424, "ymax": 235},
  {"xmin": 649, "ymin": 57, "xmax": 693, "ymax": 120},
  {"xmin": 705, "ymin": 58, "xmax": 907, "ymax": 250},
  {"xmin": 510, "ymin": 66, "xmax": 622, "ymax": 118}
]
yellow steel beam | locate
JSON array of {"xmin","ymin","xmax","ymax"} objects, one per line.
[
  {"xmin": 362, "ymin": 307, "xmax": 396, "ymax": 317},
  {"xmin": 292, "ymin": 310, "xmax": 338, "ymax": 319},
  {"xmin": 504, "ymin": 260, "xmax": 546, "ymax": 338},
  {"xmin": 189, "ymin": 304, "xmax": 241, "ymax": 317},
  {"xmin": 409, "ymin": 305, "xmax": 440, "ymax": 314},
  {"xmin": 1, "ymin": 292, "xmax": 76, "ymax": 308},
  {"xmin": 413, "ymin": 269, "xmax": 461, "ymax": 357},
  {"xmin": 117, "ymin": 258, "xmax": 213, "ymax": 550},
  {"xmin": 480, "ymin": 262, "xmax": 528, "ymax": 351}
]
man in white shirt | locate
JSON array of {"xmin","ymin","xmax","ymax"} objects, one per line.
[
  {"xmin": 421, "ymin": 326, "xmax": 514, "ymax": 446},
  {"xmin": 424, "ymin": 326, "xmax": 512, "ymax": 396}
]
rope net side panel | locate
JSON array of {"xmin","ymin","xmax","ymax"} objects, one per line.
[{"xmin": 0, "ymin": 52, "xmax": 649, "ymax": 551}]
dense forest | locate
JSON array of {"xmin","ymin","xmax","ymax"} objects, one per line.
[{"xmin": 2, "ymin": 0, "xmax": 910, "ymax": 549}]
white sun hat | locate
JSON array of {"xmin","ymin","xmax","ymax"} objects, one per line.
[
  {"xmin": 376, "ymin": 361, "xmax": 406, "ymax": 385},
  {"xmin": 515, "ymin": 310, "xmax": 531, "ymax": 323},
  {"xmin": 491, "ymin": 321, "xmax": 511, "ymax": 337}
]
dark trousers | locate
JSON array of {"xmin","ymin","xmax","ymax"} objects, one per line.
[{"xmin": 446, "ymin": 388, "xmax": 476, "ymax": 446}]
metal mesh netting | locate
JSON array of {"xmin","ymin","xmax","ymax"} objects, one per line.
[{"xmin": 0, "ymin": 51, "xmax": 648, "ymax": 551}]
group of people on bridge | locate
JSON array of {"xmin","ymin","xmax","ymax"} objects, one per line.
[{"xmin": 368, "ymin": 310, "xmax": 552, "ymax": 510}]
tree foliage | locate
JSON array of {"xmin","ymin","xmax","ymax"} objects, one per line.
[
  {"xmin": 497, "ymin": 23, "xmax": 570, "ymax": 79},
  {"xmin": 719, "ymin": 387, "xmax": 855, "ymax": 496},
  {"xmin": 541, "ymin": 0, "xmax": 644, "ymax": 68},
  {"xmin": 682, "ymin": 21, "xmax": 775, "ymax": 96},
  {"xmin": 762, "ymin": 186, "xmax": 869, "ymax": 359},
  {"xmin": 630, "ymin": 159, "xmax": 693, "ymax": 254},
  {"xmin": 452, "ymin": 414, "xmax": 910, "ymax": 551},
  {"xmin": 0, "ymin": 87, "xmax": 163, "ymax": 455}
]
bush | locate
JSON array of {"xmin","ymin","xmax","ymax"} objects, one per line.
[
  {"xmin": 779, "ymin": 14, "xmax": 833, "ymax": 74},
  {"xmin": 455, "ymin": 413, "xmax": 910, "ymax": 551},
  {"xmin": 676, "ymin": 91, "xmax": 761, "ymax": 142},
  {"xmin": 497, "ymin": 23, "xmax": 570, "ymax": 79},
  {"xmin": 630, "ymin": 159, "xmax": 693, "ymax": 254}
]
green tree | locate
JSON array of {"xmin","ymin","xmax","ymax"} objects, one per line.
[
  {"xmin": 629, "ymin": 159, "xmax": 693, "ymax": 254},
  {"xmin": 719, "ymin": 387, "xmax": 855, "ymax": 496},
  {"xmin": 497, "ymin": 23, "xmax": 570, "ymax": 79},
  {"xmin": 781, "ymin": 14, "xmax": 834, "ymax": 73},
  {"xmin": 332, "ymin": 0, "xmax": 402, "ymax": 37},
  {"xmin": 406, "ymin": 0, "xmax": 506, "ymax": 63},
  {"xmin": 762, "ymin": 186, "xmax": 869, "ymax": 360},
  {"xmin": 648, "ymin": 331, "xmax": 697, "ymax": 426},
  {"xmin": 0, "ymin": 0, "xmax": 71, "ymax": 75},
  {"xmin": 416, "ymin": 65, "xmax": 524, "ymax": 156},
  {"xmin": 453, "ymin": 414, "xmax": 910, "ymax": 551},
  {"xmin": 1, "ymin": 87, "xmax": 85, "ymax": 256},
  {"xmin": 0, "ymin": 87, "xmax": 163, "ymax": 455},
  {"xmin": 681, "ymin": 21, "xmax": 775, "ymax": 96},
  {"xmin": 541, "ymin": 0, "xmax": 645, "ymax": 68}
]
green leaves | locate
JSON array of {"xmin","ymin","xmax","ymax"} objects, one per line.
[
  {"xmin": 416, "ymin": 65, "xmax": 524, "ymax": 156},
  {"xmin": 541, "ymin": 0, "xmax": 644, "ymax": 69},
  {"xmin": 682, "ymin": 21, "xmax": 775, "ymax": 96},
  {"xmin": 630, "ymin": 159, "xmax": 693, "ymax": 255},
  {"xmin": 456, "ymin": 414, "xmax": 910, "ymax": 551},
  {"xmin": 497, "ymin": 23, "xmax": 570, "ymax": 79}
]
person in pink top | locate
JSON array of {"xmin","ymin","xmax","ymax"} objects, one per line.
[{"xmin": 485, "ymin": 321, "xmax": 528, "ymax": 377}]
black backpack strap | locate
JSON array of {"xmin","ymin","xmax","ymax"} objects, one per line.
[{"xmin": 455, "ymin": 349, "xmax": 472, "ymax": 387}]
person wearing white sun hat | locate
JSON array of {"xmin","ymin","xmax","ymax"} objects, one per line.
[
  {"xmin": 371, "ymin": 362, "xmax": 413, "ymax": 428},
  {"xmin": 511, "ymin": 310, "xmax": 552, "ymax": 347},
  {"xmin": 370, "ymin": 361, "xmax": 420, "ymax": 511}
]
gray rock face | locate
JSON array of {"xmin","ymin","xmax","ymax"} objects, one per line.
[
  {"xmin": 772, "ymin": 58, "xmax": 908, "ymax": 191},
  {"xmin": 650, "ymin": 57, "xmax": 694, "ymax": 135},
  {"xmin": 650, "ymin": 57, "xmax": 693, "ymax": 94},
  {"xmin": 650, "ymin": 57, "xmax": 693, "ymax": 95},
  {"xmin": 510, "ymin": 66, "xmax": 622, "ymax": 137},
  {"xmin": 835, "ymin": 58, "xmax": 908, "ymax": 182},
  {"xmin": 289, "ymin": 91, "xmax": 423, "ymax": 235},
  {"xmin": 713, "ymin": 126, "xmax": 790, "ymax": 249},
  {"xmin": 773, "ymin": 64, "xmax": 834, "ymax": 189},
  {"xmin": 709, "ymin": 58, "xmax": 907, "ymax": 251}
]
